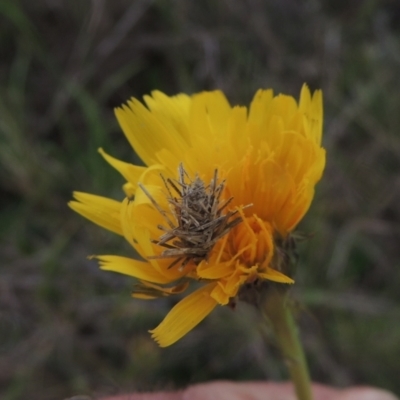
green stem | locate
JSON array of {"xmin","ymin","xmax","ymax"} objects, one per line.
[{"xmin": 262, "ymin": 286, "xmax": 313, "ymax": 400}]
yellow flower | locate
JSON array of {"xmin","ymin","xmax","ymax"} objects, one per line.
[{"xmin": 69, "ymin": 85, "xmax": 325, "ymax": 347}]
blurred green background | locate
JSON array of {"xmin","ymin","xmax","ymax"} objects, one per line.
[{"xmin": 1, "ymin": 0, "xmax": 400, "ymax": 399}]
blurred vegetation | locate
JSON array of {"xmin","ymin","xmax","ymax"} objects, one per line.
[{"xmin": 1, "ymin": 0, "xmax": 400, "ymax": 399}]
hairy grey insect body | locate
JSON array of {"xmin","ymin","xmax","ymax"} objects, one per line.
[{"xmin": 139, "ymin": 164, "xmax": 250, "ymax": 270}]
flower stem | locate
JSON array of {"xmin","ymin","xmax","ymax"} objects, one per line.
[{"xmin": 262, "ymin": 286, "xmax": 313, "ymax": 400}]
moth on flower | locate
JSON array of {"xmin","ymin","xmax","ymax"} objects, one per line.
[
  {"xmin": 140, "ymin": 164, "xmax": 251, "ymax": 271},
  {"xmin": 69, "ymin": 85, "xmax": 325, "ymax": 347}
]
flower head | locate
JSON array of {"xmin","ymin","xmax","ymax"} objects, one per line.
[{"xmin": 69, "ymin": 85, "xmax": 325, "ymax": 346}]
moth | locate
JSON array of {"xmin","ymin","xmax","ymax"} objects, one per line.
[{"xmin": 139, "ymin": 164, "xmax": 250, "ymax": 271}]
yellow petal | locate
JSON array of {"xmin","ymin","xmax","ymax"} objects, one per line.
[
  {"xmin": 310, "ymin": 89, "xmax": 323, "ymax": 145},
  {"xmin": 228, "ymin": 106, "xmax": 248, "ymax": 159},
  {"xmin": 131, "ymin": 293, "xmax": 158, "ymax": 300},
  {"xmin": 196, "ymin": 260, "xmax": 234, "ymax": 280},
  {"xmin": 201, "ymin": 91, "xmax": 232, "ymax": 137},
  {"xmin": 299, "ymin": 84, "xmax": 312, "ymax": 113},
  {"xmin": 119, "ymin": 197, "xmax": 140, "ymax": 250},
  {"xmin": 120, "ymin": 198, "xmax": 188, "ymax": 282},
  {"xmin": 210, "ymin": 282, "xmax": 231, "ymax": 305},
  {"xmin": 154, "ymin": 148, "xmax": 182, "ymax": 176},
  {"xmin": 143, "ymin": 91, "xmax": 191, "ymax": 143},
  {"xmin": 259, "ymin": 266, "xmax": 294, "ymax": 284},
  {"xmin": 210, "ymin": 265, "xmax": 252, "ymax": 305},
  {"xmin": 96, "ymin": 255, "xmax": 174, "ymax": 284},
  {"xmin": 186, "ymin": 91, "xmax": 233, "ymax": 174},
  {"xmin": 122, "ymin": 182, "xmax": 136, "ymax": 198},
  {"xmin": 276, "ymin": 184, "xmax": 314, "ymax": 233},
  {"xmin": 271, "ymin": 94, "xmax": 298, "ymax": 126},
  {"xmin": 248, "ymin": 89, "xmax": 274, "ymax": 126},
  {"xmin": 115, "ymin": 95, "xmax": 189, "ymax": 167},
  {"xmin": 121, "ymin": 191, "xmax": 164, "ymax": 249},
  {"xmin": 224, "ymin": 266, "xmax": 253, "ymax": 295},
  {"xmin": 263, "ymin": 114, "xmax": 285, "ymax": 154},
  {"xmin": 98, "ymin": 148, "xmax": 146, "ymax": 189},
  {"xmin": 120, "ymin": 198, "xmax": 161, "ymax": 264},
  {"xmin": 256, "ymin": 159, "xmax": 295, "ymax": 225},
  {"xmin": 149, "ymin": 283, "xmax": 218, "ymax": 347},
  {"xmin": 299, "ymin": 84, "xmax": 323, "ymax": 145},
  {"xmin": 68, "ymin": 192, "xmax": 123, "ymax": 235},
  {"xmin": 132, "ymin": 281, "xmax": 189, "ymax": 299}
]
